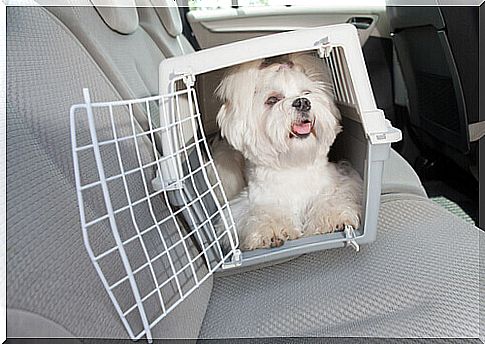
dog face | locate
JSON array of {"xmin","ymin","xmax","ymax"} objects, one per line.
[{"xmin": 216, "ymin": 53, "xmax": 341, "ymax": 167}]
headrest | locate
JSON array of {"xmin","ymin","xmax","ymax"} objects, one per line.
[
  {"xmin": 90, "ymin": 0, "xmax": 140, "ymax": 35},
  {"xmin": 150, "ymin": 0, "xmax": 183, "ymax": 37}
]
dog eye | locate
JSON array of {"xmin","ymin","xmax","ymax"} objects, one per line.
[
  {"xmin": 265, "ymin": 96, "xmax": 280, "ymax": 106},
  {"xmin": 302, "ymin": 90, "xmax": 311, "ymax": 95}
]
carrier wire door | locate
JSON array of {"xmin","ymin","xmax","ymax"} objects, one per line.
[{"xmin": 71, "ymin": 86, "xmax": 237, "ymax": 341}]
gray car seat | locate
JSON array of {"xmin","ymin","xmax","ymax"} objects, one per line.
[
  {"xmin": 6, "ymin": 2, "xmax": 482, "ymax": 341},
  {"xmin": 6, "ymin": 5, "xmax": 210, "ymax": 339},
  {"xmin": 387, "ymin": 7, "xmax": 480, "ymax": 184}
]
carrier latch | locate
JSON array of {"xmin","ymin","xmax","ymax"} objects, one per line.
[
  {"xmin": 151, "ymin": 167, "xmax": 184, "ymax": 192},
  {"xmin": 222, "ymin": 249, "xmax": 242, "ymax": 269},
  {"xmin": 344, "ymin": 225, "xmax": 360, "ymax": 252}
]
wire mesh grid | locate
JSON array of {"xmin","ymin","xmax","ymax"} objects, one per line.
[{"xmin": 70, "ymin": 85, "xmax": 238, "ymax": 341}]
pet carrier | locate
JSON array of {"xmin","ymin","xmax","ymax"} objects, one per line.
[{"xmin": 71, "ymin": 24, "xmax": 401, "ymax": 341}]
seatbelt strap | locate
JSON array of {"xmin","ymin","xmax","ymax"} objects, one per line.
[
  {"xmin": 469, "ymin": 121, "xmax": 485, "ymax": 142},
  {"xmin": 176, "ymin": 35, "xmax": 185, "ymax": 55}
]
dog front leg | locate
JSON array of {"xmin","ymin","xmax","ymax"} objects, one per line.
[
  {"xmin": 237, "ymin": 206, "xmax": 303, "ymax": 251},
  {"xmin": 303, "ymin": 187, "xmax": 361, "ymax": 236}
]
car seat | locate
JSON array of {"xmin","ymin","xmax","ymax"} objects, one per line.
[
  {"xmin": 387, "ymin": 6, "xmax": 481, "ymax": 179},
  {"xmin": 6, "ymin": 2, "xmax": 482, "ymax": 340}
]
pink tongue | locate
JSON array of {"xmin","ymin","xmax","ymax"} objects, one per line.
[{"xmin": 292, "ymin": 122, "xmax": 312, "ymax": 135}]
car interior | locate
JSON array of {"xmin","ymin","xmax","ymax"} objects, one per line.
[{"xmin": 5, "ymin": 0, "xmax": 483, "ymax": 341}]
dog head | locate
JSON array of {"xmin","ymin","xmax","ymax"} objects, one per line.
[{"xmin": 216, "ymin": 52, "xmax": 341, "ymax": 167}]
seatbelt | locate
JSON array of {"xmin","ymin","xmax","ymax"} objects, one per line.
[
  {"xmin": 469, "ymin": 121, "xmax": 485, "ymax": 142},
  {"xmin": 176, "ymin": 35, "xmax": 185, "ymax": 54}
]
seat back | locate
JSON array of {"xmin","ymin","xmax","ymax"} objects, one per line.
[{"xmin": 388, "ymin": 6, "xmax": 477, "ymax": 156}]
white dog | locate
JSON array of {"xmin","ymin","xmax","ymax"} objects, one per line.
[{"xmin": 213, "ymin": 53, "xmax": 362, "ymax": 251}]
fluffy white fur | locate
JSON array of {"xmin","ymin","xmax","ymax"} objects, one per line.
[
  {"xmin": 213, "ymin": 53, "xmax": 362, "ymax": 251},
  {"xmin": 210, "ymin": 136, "xmax": 246, "ymax": 201}
]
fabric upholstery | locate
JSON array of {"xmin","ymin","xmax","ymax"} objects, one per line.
[
  {"xmin": 381, "ymin": 149, "xmax": 427, "ymax": 197},
  {"xmin": 7, "ymin": 3, "xmax": 480, "ymax": 341},
  {"xmin": 480, "ymin": 225, "xmax": 485, "ymax": 343},
  {"xmin": 7, "ymin": 309, "xmax": 77, "ymax": 338},
  {"xmin": 90, "ymin": 0, "xmax": 140, "ymax": 35},
  {"xmin": 137, "ymin": 1, "xmax": 194, "ymax": 57},
  {"xmin": 7, "ymin": 6, "xmax": 212, "ymax": 339},
  {"xmin": 47, "ymin": 4, "xmax": 165, "ymax": 131},
  {"xmin": 201, "ymin": 194, "xmax": 480, "ymax": 338},
  {"xmin": 48, "ymin": 3, "xmax": 194, "ymax": 134},
  {"xmin": 150, "ymin": 0, "xmax": 183, "ymax": 37}
]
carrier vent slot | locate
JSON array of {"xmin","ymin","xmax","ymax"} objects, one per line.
[{"xmin": 324, "ymin": 47, "xmax": 358, "ymax": 107}]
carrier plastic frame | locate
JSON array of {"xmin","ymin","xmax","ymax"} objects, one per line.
[{"xmin": 156, "ymin": 23, "xmax": 401, "ymax": 268}]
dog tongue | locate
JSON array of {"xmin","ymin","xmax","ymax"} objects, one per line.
[{"xmin": 292, "ymin": 122, "xmax": 312, "ymax": 135}]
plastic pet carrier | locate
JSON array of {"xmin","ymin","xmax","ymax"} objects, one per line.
[{"xmin": 71, "ymin": 24, "xmax": 401, "ymax": 341}]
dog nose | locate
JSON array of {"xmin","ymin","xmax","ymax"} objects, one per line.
[{"xmin": 292, "ymin": 97, "xmax": 311, "ymax": 112}]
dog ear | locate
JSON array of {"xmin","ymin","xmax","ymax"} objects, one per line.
[
  {"xmin": 316, "ymin": 101, "xmax": 343, "ymax": 154},
  {"xmin": 216, "ymin": 103, "xmax": 246, "ymax": 152},
  {"xmin": 215, "ymin": 70, "xmax": 244, "ymax": 152},
  {"xmin": 215, "ymin": 61, "xmax": 261, "ymax": 153},
  {"xmin": 215, "ymin": 61, "xmax": 260, "ymax": 108}
]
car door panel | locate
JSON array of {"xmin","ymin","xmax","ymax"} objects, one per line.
[{"xmin": 187, "ymin": 6, "xmax": 389, "ymax": 48}]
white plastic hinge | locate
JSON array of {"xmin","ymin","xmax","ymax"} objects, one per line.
[
  {"xmin": 344, "ymin": 225, "xmax": 360, "ymax": 252},
  {"xmin": 314, "ymin": 36, "xmax": 331, "ymax": 58},
  {"xmin": 317, "ymin": 43, "xmax": 333, "ymax": 59},
  {"xmin": 222, "ymin": 249, "xmax": 242, "ymax": 269},
  {"xmin": 181, "ymin": 73, "xmax": 196, "ymax": 88}
]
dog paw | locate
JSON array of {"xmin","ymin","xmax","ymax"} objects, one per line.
[
  {"xmin": 240, "ymin": 226, "xmax": 302, "ymax": 251},
  {"xmin": 305, "ymin": 208, "xmax": 360, "ymax": 235},
  {"xmin": 240, "ymin": 231, "xmax": 277, "ymax": 250},
  {"xmin": 281, "ymin": 227, "xmax": 304, "ymax": 241},
  {"xmin": 325, "ymin": 209, "xmax": 360, "ymax": 232}
]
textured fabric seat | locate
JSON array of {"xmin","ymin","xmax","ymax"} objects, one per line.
[
  {"xmin": 137, "ymin": 0, "xmax": 195, "ymax": 57},
  {"xmin": 201, "ymin": 194, "xmax": 482, "ymax": 338},
  {"xmin": 6, "ymin": 5, "xmax": 211, "ymax": 339},
  {"xmin": 47, "ymin": 3, "xmax": 177, "ymax": 131},
  {"xmin": 6, "ymin": 2, "xmax": 481, "ymax": 341}
]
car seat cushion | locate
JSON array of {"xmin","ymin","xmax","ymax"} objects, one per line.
[{"xmin": 200, "ymin": 194, "xmax": 480, "ymax": 338}]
